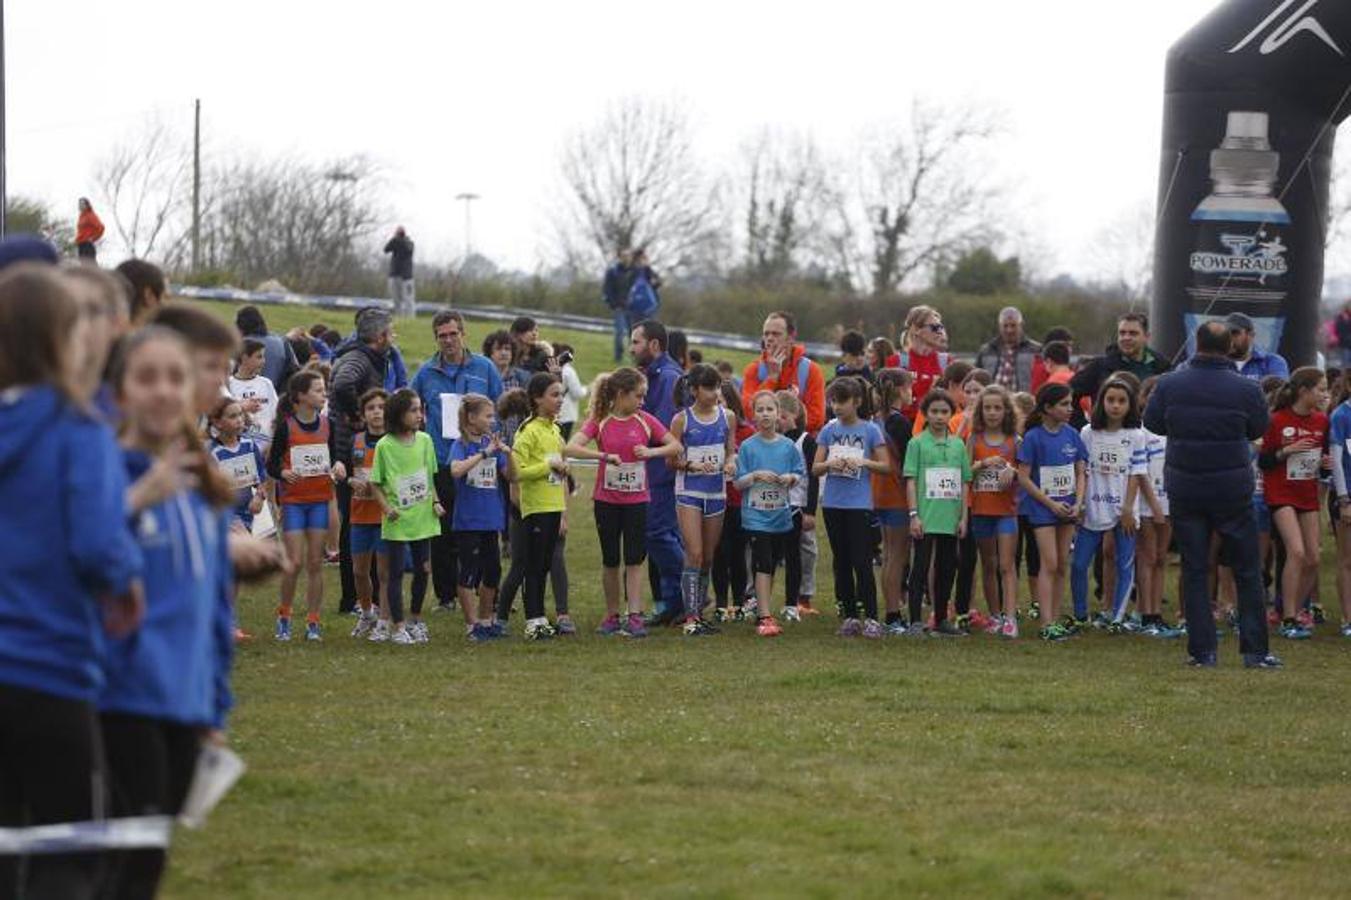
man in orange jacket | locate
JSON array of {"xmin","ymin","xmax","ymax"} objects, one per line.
[
  {"xmin": 741, "ymin": 311, "xmax": 826, "ymax": 434},
  {"xmin": 75, "ymin": 197, "xmax": 104, "ymax": 262}
]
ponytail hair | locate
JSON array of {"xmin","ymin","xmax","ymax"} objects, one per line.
[
  {"xmin": 873, "ymin": 367, "xmax": 913, "ymax": 416},
  {"xmin": 589, "ymin": 367, "xmax": 645, "ymax": 423},
  {"xmin": 521, "ymin": 372, "xmax": 560, "ymax": 426},
  {"xmin": 274, "ymin": 369, "xmax": 326, "ymax": 436},
  {"xmin": 901, "ymin": 305, "xmax": 939, "ymax": 352},
  {"xmin": 458, "ymin": 393, "xmax": 495, "ymax": 435},
  {"xmin": 1272, "ymin": 366, "xmax": 1325, "ymax": 412},
  {"xmin": 1026, "ymin": 382, "xmax": 1072, "ymax": 432},
  {"xmin": 674, "ymin": 363, "xmax": 720, "ymax": 408}
]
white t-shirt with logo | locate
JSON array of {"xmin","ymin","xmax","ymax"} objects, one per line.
[
  {"xmin": 229, "ymin": 374, "xmax": 279, "ymax": 438},
  {"xmin": 1137, "ymin": 429, "xmax": 1168, "ymax": 519},
  {"xmin": 1079, "ymin": 425, "xmax": 1148, "ymax": 532}
]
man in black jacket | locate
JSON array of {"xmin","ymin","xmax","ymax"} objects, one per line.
[
  {"xmin": 602, "ymin": 248, "xmax": 633, "ymax": 362},
  {"xmin": 384, "ymin": 227, "xmax": 415, "ymax": 318},
  {"xmin": 1143, "ymin": 321, "xmax": 1279, "ymax": 669},
  {"xmin": 1071, "ymin": 312, "xmax": 1170, "ymax": 412},
  {"xmin": 330, "ymin": 307, "xmax": 392, "ymax": 613}
]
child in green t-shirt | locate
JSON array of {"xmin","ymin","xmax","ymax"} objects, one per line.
[
  {"xmin": 903, "ymin": 390, "xmax": 972, "ymax": 636},
  {"xmin": 370, "ymin": 388, "xmax": 445, "ymax": 645}
]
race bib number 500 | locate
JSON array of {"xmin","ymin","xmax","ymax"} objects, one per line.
[{"xmin": 1039, "ymin": 464, "xmax": 1074, "ymax": 497}]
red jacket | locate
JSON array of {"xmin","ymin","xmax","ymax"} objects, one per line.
[
  {"xmin": 741, "ymin": 344, "xmax": 825, "ymax": 434},
  {"xmin": 76, "ymin": 209, "xmax": 104, "ymax": 245}
]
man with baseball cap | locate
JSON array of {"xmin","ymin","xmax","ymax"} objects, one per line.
[{"xmin": 1223, "ymin": 312, "xmax": 1289, "ymax": 381}]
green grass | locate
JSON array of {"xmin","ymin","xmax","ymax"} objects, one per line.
[{"xmin": 161, "ymin": 300, "xmax": 1351, "ymax": 898}]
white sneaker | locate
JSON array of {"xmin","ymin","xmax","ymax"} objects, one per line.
[
  {"xmin": 367, "ymin": 620, "xmax": 390, "ymax": 643},
  {"xmin": 391, "ymin": 626, "xmax": 414, "ymax": 645},
  {"xmin": 351, "ymin": 612, "xmax": 377, "ymax": 639},
  {"xmin": 409, "ymin": 621, "xmax": 429, "ymax": 643},
  {"xmin": 781, "ymin": 606, "xmax": 801, "ymax": 623}
]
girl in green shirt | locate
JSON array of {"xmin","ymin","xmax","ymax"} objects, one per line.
[
  {"xmin": 370, "ymin": 388, "xmax": 445, "ymax": 645},
  {"xmin": 903, "ymin": 390, "xmax": 972, "ymax": 636},
  {"xmin": 510, "ymin": 373, "xmax": 571, "ymax": 641}
]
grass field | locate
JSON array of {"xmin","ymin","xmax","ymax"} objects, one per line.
[{"xmin": 160, "ymin": 301, "xmax": 1351, "ymax": 898}]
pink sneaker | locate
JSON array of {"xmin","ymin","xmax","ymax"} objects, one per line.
[
  {"xmin": 984, "ymin": 615, "xmax": 1003, "ymax": 635},
  {"xmin": 1000, "ymin": 618, "xmax": 1019, "ymax": 639}
]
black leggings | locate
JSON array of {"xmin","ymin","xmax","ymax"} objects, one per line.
[
  {"xmin": 456, "ymin": 530, "xmax": 502, "ymax": 590},
  {"xmin": 713, "ymin": 504, "xmax": 748, "ymax": 608},
  {"xmin": 911, "ymin": 533, "xmax": 959, "ymax": 624},
  {"xmin": 498, "ymin": 509, "xmax": 569, "ymax": 618},
  {"xmin": 385, "ymin": 539, "xmax": 430, "ymax": 622},
  {"xmin": 429, "ymin": 466, "xmax": 459, "ymax": 607},
  {"xmin": 99, "ymin": 713, "xmax": 199, "ymax": 900},
  {"xmin": 0, "ymin": 685, "xmax": 107, "ymax": 900},
  {"xmin": 1017, "ymin": 516, "xmax": 1041, "ymax": 579},
  {"xmin": 595, "ymin": 500, "xmax": 648, "ymax": 568},
  {"xmin": 749, "ymin": 531, "xmax": 791, "ymax": 576},
  {"xmin": 823, "ymin": 507, "xmax": 878, "ymax": 620},
  {"xmin": 955, "ymin": 530, "xmax": 977, "ymax": 617},
  {"xmin": 522, "ymin": 512, "xmax": 563, "ymax": 619}
]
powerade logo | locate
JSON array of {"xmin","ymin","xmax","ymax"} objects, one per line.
[{"xmin": 1190, "ymin": 233, "xmax": 1288, "ymax": 282}]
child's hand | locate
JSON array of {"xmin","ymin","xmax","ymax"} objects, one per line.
[
  {"xmin": 386, "ymin": 508, "xmax": 401, "ymax": 522},
  {"xmin": 1121, "ymin": 510, "xmax": 1137, "ymax": 537},
  {"xmin": 910, "ymin": 516, "xmax": 924, "ymax": 539},
  {"xmin": 281, "ymin": 469, "xmax": 299, "ymax": 484},
  {"xmin": 957, "ymin": 517, "xmax": 968, "ymax": 540},
  {"xmin": 330, "ymin": 463, "xmax": 347, "ymax": 482},
  {"xmin": 433, "ymin": 501, "xmax": 446, "ymax": 518},
  {"xmin": 1150, "ymin": 501, "xmax": 1165, "ymax": 521},
  {"xmin": 249, "ymin": 494, "xmax": 264, "ymax": 515},
  {"xmin": 605, "ymin": 453, "xmax": 623, "ymax": 466},
  {"xmin": 801, "ymin": 513, "xmax": 815, "ymax": 533},
  {"xmin": 722, "ymin": 460, "xmax": 737, "ymax": 478},
  {"xmin": 549, "ymin": 457, "xmax": 570, "ymax": 474},
  {"xmin": 1051, "ymin": 501, "xmax": 1074, "ymax": 520},
  {"xmin": 782, "ymin": 474, "xmax": 799, "ymax": 487},
  {"xmin": 753, "ymin": 470, "xmax": 774, "ymax": 483},
  {"xmin": 633, "ymin": 445, "xmax": 652, "ymax": 460}
]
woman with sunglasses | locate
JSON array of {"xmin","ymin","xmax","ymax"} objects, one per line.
[{"xmin": 897, "ymin": 305, "xmax": 951, "ymax": 420}]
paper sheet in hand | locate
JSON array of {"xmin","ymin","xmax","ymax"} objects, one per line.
[
  {"xmin": 441, "ymin": 394, "xmax": 462, "ymax": 440},
  {"xmin": 178, "ymin": 746, "xmax": 246, "ymax": 830}
]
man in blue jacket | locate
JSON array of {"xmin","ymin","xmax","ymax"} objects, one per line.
[
  {"xmin": 411, "ymin": 309, "xmax": 504, "ymax": 612},
  {"xmin": 603, "ymin": 248, "xmax": 633, "ymax": 363},
  {"xmin": 631, "ymin": 318, "xmax": 686, "ymax": 625},
  {"xmin": 1223, "ymin": 312, "xmax": 1290, "ymax": 381},
  {"xmin": 1143, "ymin": 321, "xmax": 1280, "ymax": 669}
]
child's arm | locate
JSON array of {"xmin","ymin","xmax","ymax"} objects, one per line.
[
  {"xmin": 450, "ymin": 445, "xmax": 487, "ymax": 479},
  {"xmin": 1073, "ymin": 461, "xmax": 1088, "ymax": 519},
  {"xmin": 862, "ymin": 442, "xmax": 890, "ymax": 474},
  {"xmin": 1122, "ymin": 474, "xmax": 1141, "ymax": 535},
  {"xmin": 1016, "ymin": 462, "xmax": 1062, "ymax": 514},
  {"xmin": 667, "ymin": 412, "xmax": 687, "ymax": 471},
  {"xmin": 513, "ymin": 428, "xmax": 551, "ymax": 482},
  {"xmin": 564, "ymin": 425, "xmax": 618, "ymax": 464},
  {"xmin": 637, "ymin": 428, "xmax": 683, "ymax": 461},
  {"xmin": 810, "ymin": 443, "xmax": 832, "ymax": 477},
  {"xmin": 722, "ymin": 412, "xmax": 739, "ymax": 478}
]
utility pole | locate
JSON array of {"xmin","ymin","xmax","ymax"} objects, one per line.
[
  {"xmin": 455, "ymin": 192, "xmax": 480, "ymax": 260},
  {"xmin": 191, "ymin": 98, "xmax": 201, "ymax": 272}
]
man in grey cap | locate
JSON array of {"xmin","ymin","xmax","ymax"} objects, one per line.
[{"xmin": 1223, "ymin": 312, "xmax": 1289, "ymax": 381}]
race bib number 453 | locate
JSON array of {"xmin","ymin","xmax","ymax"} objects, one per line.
[{"xmin": 748, "ymin": 482, "xmax": 787, "ymax": 511}]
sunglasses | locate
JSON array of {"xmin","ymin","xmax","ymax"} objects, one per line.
[{"xmin": 925, "ymin": 322, "xmax": 946, "ymax": 333}]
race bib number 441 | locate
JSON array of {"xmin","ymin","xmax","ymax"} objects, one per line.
[
  {"xmin": 468, "ymin": 456, "xmax": 498, "ymax": 490},
  {"xmin": 290, "ymin": 445, "xmax": 330, "ymax": 478}
]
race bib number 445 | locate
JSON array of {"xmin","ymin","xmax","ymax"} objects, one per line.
[
  {"xmin": 290, "ymin": 445, "xmax": 330, "ymax": 478},
  {"xmin": 604, "ymin": 461, "xmax": 646, "ymax": 493}
]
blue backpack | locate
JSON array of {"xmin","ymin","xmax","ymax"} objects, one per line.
[{"xmin": 628, "ymin": 273, "xmax": 660, "ymax": 319}]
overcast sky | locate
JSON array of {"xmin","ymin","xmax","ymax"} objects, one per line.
[{"xmin": 10, "ymin": 0, "xmax": 1296, "ymax": 282}]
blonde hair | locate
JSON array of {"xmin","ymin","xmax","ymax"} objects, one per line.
[
  {"xmin": 1011, "ymin": 391, "xmax": 1036, "ymax": 435},
  {"xmin": 970, "ymin": 384, "xmax": 1016, "ymax": 438},
  {"xmin": 774, "ymin": 390, "xmax": 803, "ymax": 430},
  {"xmin": 589, "ymin": 367, "xmax": 646, "ymax": 423},
  {"xmin": 457, "ymin": 393, "xmax": 495, "ymax": 435},
  {"xmin": 901, "ymin": 305, "xmax": 940, "ymax": 352}
]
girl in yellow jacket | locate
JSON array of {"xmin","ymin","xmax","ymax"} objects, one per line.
[{"xmin": 511, "ymin": 373, "xmax": 570, "ymax": 640}]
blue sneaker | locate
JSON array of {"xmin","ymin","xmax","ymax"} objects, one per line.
[
  {"xmin": 305, "ymin": 621, "xmax": 322, "ymax": 642},
  {"xmin": 488, "ymin": 620, "xmax": 509, "ymax": 639},
  {"xmin": 1186, "ymin": 652, "xmax": 1217, "ymax": 668},
  {"xmin": 884, "ymin": 619, "xmax": 909, "ymax": 636},
  {"xmin": 274, "ymin": 617, "xmax": 291, "ymax": 642},
  {"xmin": 467, "ymin": 623, "xmax": 493, "ymax": 643},
  {"xmin": 1243, "ymin": 653, "xmax": 1284, "ymax": 669}
]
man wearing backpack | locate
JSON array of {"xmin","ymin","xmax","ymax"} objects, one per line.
[{"xmin": 741, "ymin": 311, "xmax": 826, "ymax": 434}]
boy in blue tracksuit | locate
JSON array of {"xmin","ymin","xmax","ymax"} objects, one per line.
[
  {"xmin": 636, "ymin": 326, "xmax": 687, "ymax": 622},
  {"xmin": 0, "ymin": 383, "xmax": 144, "ymax": 898}
]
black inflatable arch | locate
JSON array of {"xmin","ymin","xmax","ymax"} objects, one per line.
[{"xmin": 1153, "ymin": 0, "xmax": 1351, "ymax": 365}]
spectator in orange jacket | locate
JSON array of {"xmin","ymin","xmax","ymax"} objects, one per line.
[
  {"xmin": 741, "ymin": 311, "xmax": 826, "ymax": 434},
  {"xmin": 75, "ymin": 198, "xmax": 104, "ymax": 262}
]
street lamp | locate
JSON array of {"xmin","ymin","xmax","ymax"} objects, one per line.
[{"xmin": 455, "ymin": 192, "xmax": 480, "ymax": 261}]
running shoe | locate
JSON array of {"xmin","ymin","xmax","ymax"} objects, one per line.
[
  {"xmin": 797, "ymin": 601, "xmax": 822, "ymax": 616},
  {"xmin": 756, "ymin": 616, "xmax": 782, "ymax": 637},
  {"xmin": 782, "ymin": 605, "xmax": 801, "ymax": 623},
  {"xmin": 968, "ymin": 610, "xmax": 993, "ymax": 631},
  {"xmin": 274, "ymin": 617, "xmax": 291, "ymax": 642},
  {"xmin": 954, "ymin": 613, "xmax": 972, "ymax": 634},
  {"xmin": 1027, "ymin": 601, "xmax": 1040, "ymax": 621},
  {"xmin": 1039, "ymin": 623, "xmax": 1071, "ymax": 642},
  {"xmin": 390, "ymin": 626, "xmax": 414, "ymax": 645},
  {"xmin": 1186, "ymin": 652, "xmax": 1217, "ymax": 668},
  {"xmin": 1121, "ymin": 615, "xmax": 1144, "ymax": 633},
  {"xmin": 1279, "ymin": 621, "xmax": 1313, "ymax": 640},
  {"xmin": 861, "ymin": 619, "xmax": 884, "ymax": 639},
  {"xmin": 644, "ymin": 609, "xmax": 680, "ymax": 629},
  {"xmin": 351, "ymin": 613, "xmax": 377, "ymax": 639},
  {"xmin": 933, "ymin": 620, "xmax": 965, "ymax": 637},
  {"xmin": 489, "ymin": 619, "xmax": 509, "ymax": 639},
  {"xmin": 1243, "ymin": 653, "xmax": 1284, "ymax": 669},
  {"xmin": 1139, "ymin": 621, "xmax": 1161, "ymax": 637},
  {"xmin": 905, "ymin": 622, "xmax": 928, "ymax": 637},
  {"xmin": 368, "ymin": 620, "xmax": 390, "ymax": 642},
  {"xmin": 555, "ymin": 615, "xmax": 577, "ymax": 636},
  {"xmin": 1295, "ymin": 609, "xmax": 1315, "ymax": 629},
  {"xmin": 729, "ymin": 606, "xmax": 746, "ymax": 622},
  {"xmin": 524, "ymin": 620, "xmax": 557, "ymax": 641},
  {"xmin": 1105, "ymin": 620, "xmax": 1126, "ymax": 635},
  {"xmin": 408, "ymin": 621, "xmax": 429, "ymax": 644},
  {"xmin": 1091, "ymin": 611, "xmax": 1112, "ymax": 630},
  {"xmin": 467, "ymin": 623, "xmax": 494, "ymax": 643},
  {"xmin": 305, "ymin": 622, "xmax": 322, "ymax": 642},
  {"xmin": 621, "ymin": 614, "xmax": 648, "ymax": 639},
  {"xmin": 836, "ymin": 618, "xmax": 863, "ymax": 637},
  {"xmin": 1311, "ymin": 603, "xmax": 1327, "ymax": 625},
  {"xmin": 683, "ymin": 618, "xmax": 716, "ymax": 637},
  {"xmin": 596, "ymin": 614, "xmax": 623, "ymax": 636},
  {"xmin": 324, "ymin": 549, "xmax": 340, "ymax": 566},
  {"xmin": 1341, "ymin": 622, "xmax": 1351, "ymax": 638},
  {"xmin": 713, "ymin": 607, "xmax": 732, "ymax": 623},
  {"xmin": 1000, "ymin": 618, "xmax": 1019, "ymax": 639},
  {"xmin": 983, "ymin": 614, "xmax": 1003, "ymax": 635},
  {"xmin": 885, "ymin": 619, "xmax": 909, "ymax": 636},
  {"xmin": 744, "ymin": 596, "xmax": 760, "ymax": 618},
  {"xmin": 1153, "ymin": 623, "xmax": 1185, "ymax": 639},
  {"xmin": 433, "ymin": 600, "xmax": 457, "ymax": 614},
  {"xmin": 1069, "ymin": 616, "xmax": 1089, "ymax": 634}
]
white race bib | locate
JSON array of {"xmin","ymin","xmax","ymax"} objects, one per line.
[
  {"xmin": 827, "ymin": 444, "xmax": 865, "ymax": 480},
  {"xmin": 748, "ymin": 482, "xmax": 788, "ymax": 511},
  {"xmin": 1254, "ymin": 460, "xmax": 1265, "ymax": 496},
  {"xmin": 290, "ymin": 444, "xmax": 330, "ymax": 478},
  {"xmin": 440, "ymin": 394, "xmax": 462, "ymax": 440},
  {"xmin": 219, "ymin": 455, "xmax": 259, "ymax": 490},
  {"xmin": 1286, "ymin": 449, "xmax": 1319, "ymax": 482},
  {"xmin": 1094, "ymin": 441, "xmax": 1128, "ymax": 476},
  {"xmin": 1040, "ymin": 464, "xmax": 1074, "ymax": 497},
  {"xmin": 686, "ymin": 444, "xmax": 725, "ymax": 473},
  {"xmin": 546, "ymin": 454, "xmax": 563, "ymax": 486},
  {"xmin": 973, "ymin": 466, "xmax": 1004, "ymax": 493},
  {"xmin": 468, "ymin": 455, "xmax": 498, "ymax": 490},
  {"xmin": 925, "ymin": 466, "xmax": 962, "ymax": 501},
  {"xmin": 603, "ymin": 461, "xmax": 646, "ymax": 493},
  {"xmin": 395, "ymin": 470, "xmax": 430, "ymax": 509}
]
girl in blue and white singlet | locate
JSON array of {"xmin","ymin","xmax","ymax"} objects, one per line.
[{"xmin": 670, "ymin": 365, "xmax": 739, "ymax": 635}]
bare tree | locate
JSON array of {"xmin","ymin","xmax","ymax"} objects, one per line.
[
  {"xmin": 195, "ymin": 156, "xmax": 383, "ymax": 293},
  {"xmin": 1086, "ymin": 201, "xmax": 1156, "ymax": 308},
  {"xmin": 737, "ymin": 130, "xmax": 839, "ymax": 282},
  {"xmin": 93, "ymin": 117, "xmax": 191, "ymax": 260},
  {"xmin": 556, "ymin": 97, "xmax": 720, "ymax": 273},
  {"xmin": 834, "ymin": 101, "xmax": 1004, "ymax": 295}
]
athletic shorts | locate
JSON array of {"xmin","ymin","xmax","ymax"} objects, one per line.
[
  {"xmin": 282, "ymin": 500, "xmax": 329, "ymax": 533},
  {"xmin": 749, "ymin": 530, "xmax": 792, "ymax": 576},
  {"xmin": 875, "ymin": 508, "xmax": 910, "ymax": 528},
  {"xmin": 456, "ymin": 530, "xmax": 502, "ymax": 589},
  {"xmin": 970, "ymin": 515, "xmax": 1017, "ymax": 540},
  {"xmin": 676, "ymin": 495, "xmax": 726, "ymax": 517},
  {"xmin": 350, "ymin": 523, "xmax": 386, "ymax": 555},
  {"xmin": 595, "ymin": 500, "xmax": 648, "ymax": 568}
]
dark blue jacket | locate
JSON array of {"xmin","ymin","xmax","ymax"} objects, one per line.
[
  {"xmin": 1143, "ymin": 354, "xmax": 1269, "ymax": 510},
  {"xmin": 101, "ymin": 450, "xmax": 234, "ymax": 729},
  {"xmin": 643, "ymin": 352, "xmax": 684, "ymax": 488},
  {"xmin": 0, "ymin": 386, "xmax": 142, "ymax": 703},
  {"xmin": 603, "ymin": 262, "xmax": 632, "ymax": 309}
]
